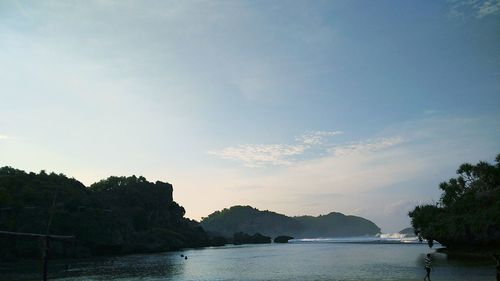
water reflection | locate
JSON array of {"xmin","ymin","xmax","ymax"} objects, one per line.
[
  {"xmin": 0, "ymin": 243, "xmax": 496, "ymax": 281},
  {"xmin": 0, "ymin": 252, "xmax": 185, "ymax": 281}
]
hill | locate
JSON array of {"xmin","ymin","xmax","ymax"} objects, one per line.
[
  {"xmin": 200, "ymin": 205, "xmax": 380, "ymax": 238},
  {"xmin": 0, "ymin": 167, "xmax": 210, "ymax": 259},
  {"xmin": 295, "ymin": 212, "xmax": 381, "ymax": 237},
  {"xmin": 200, "ymin": 205, "xmax": 302, "ymax": 238},
  {"xmin": 399, "ymin": 227, "xmax": 416, "ymax": 236}
]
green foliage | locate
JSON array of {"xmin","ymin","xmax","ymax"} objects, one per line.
[
  {"xmin": 0, "ymin": 167, "xmax": 210, "ymax": 260},
  {"xmin": 201, "ymin": 205, "xmax": 381, "ymax": 238},
  {"xmin": 409, "ymin": 154, "xmax": 500, "ymax": 249}
]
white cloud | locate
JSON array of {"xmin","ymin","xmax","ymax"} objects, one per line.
[
  {"xmin": 208, "ymin": 143, "xmax": 306, "ymax": 167},
  {"xmin": 208, "ymin": 130, "xmax": 343, "ymax": 167},
  {"xmin": 447, "ymin": 0, "xmax": 500, "ymax": 18},
  {"xmin": 0, "ymin": 134, "xmax": 9, "ymax": 140},
  {"xmin": 296, "ymin": 130, "xmax": 343, "ymax": 145},
  {"xmin": 330, "ymin": 137, "xmax": 404, "ymax": 157},
  {"xmin": 477, "ymin": 0, "xmax": 500, "ymax": 17}
]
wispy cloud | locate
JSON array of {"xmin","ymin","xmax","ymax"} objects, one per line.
[
  {"xmin": 296, "ymin": 130, "xmax": 343, "ymax": 145},
  {"xmin": 208, "ymin": 130, "xmax": 343, "ymax": 167},
  {"xmin": 447, "ymin": 0, "xmax": 500, "ymax": 18},
  {"xmin": 0, "ymin": 134, "xmax": 9, "ymax": 140},
  {"xmin": 330, "ymin": 137, "xmax": 404, "ymax": 157},
  {"xmin": 208, "ymin": 143, "xmax": 306, "ymax": 167},
  {"xmin": 208, "ymin": 132, "xmax": 403, "ymax": 168},
  {"xmin": 477, "ymin": 0, "xmax": 500, "ymax": 17},
  {"xmin": 423, "ymin": 109, "xmax": 441, "ymax": 116}
]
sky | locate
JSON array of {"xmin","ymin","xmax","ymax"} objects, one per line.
[{"xmin": 0, "ymin": 0, "xmax": 499, "ymax": 233}]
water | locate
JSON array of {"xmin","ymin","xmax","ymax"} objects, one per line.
[{"xmin": 1, "ymin": 242, "xmax": 496, "ymax": 281}]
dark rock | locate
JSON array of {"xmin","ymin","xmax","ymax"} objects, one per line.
[
  {"xmin": 274, "ymin": 235, "xmax": 294, "ymax": 243},
  {"xmin": 232, "ymin": 232, "xmax": 271, "ymax": 245}
]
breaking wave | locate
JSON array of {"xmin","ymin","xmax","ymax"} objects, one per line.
[{"xmin": 290, "ymin": 233, "xmax": 427, "ymax": 244}]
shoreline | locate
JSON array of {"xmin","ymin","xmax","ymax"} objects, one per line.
[{"xmin": 436, "ymin": 247, "xmax": 500, "ymax": 259}]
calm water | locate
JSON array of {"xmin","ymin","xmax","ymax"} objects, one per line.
[{"xmin": 1, "ymin": 242, "xmax": 496, "ymax": 281}]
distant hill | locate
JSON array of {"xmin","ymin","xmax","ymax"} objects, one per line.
[
  {"xmin": 294, "ymin": 212, "xmax": 381, "ymax": 237},
  {"xmin": 399, "ymin": 227, "xmax": 416, "ymax": 236},
  {"xmin": 200, "ymin": 206, "xmax": 381, "ymax": 238},
  {"xmin": 200, "ymin": 206, "xmax": 302, "ymax": 238}
]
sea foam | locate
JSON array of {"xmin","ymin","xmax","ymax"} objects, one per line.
[{"xmin": 290, "ymin": 233, "xmax": 423, "ymax": 244}]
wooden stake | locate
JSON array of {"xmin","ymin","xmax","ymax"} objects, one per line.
[{"xmin": 42, "ymin": 235, "xmax": 50, "ymax": 281}]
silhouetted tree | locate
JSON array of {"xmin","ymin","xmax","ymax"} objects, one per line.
[
  {"xmin": 0, "ymin": 167, "xmax": 211, "ymax": 260},
  {"xmin": 409, "ymin": 154, "xmax": 500, "ymax": 249}
]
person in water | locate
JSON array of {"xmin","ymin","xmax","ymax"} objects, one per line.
[{"xmin": 424, "ymin": 253, "xmax": 432, "ymax": 281}]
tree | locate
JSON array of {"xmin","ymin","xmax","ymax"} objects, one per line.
[
  {"xmin": 409, "ymin": 154, "xmax": 500, "ymax": 249},
  {"xmin": 0, "ymin": 167, "xmax": 211, "ymax": 259}
]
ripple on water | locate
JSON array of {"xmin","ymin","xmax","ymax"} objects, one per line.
[{"xmin": 0, "ymin": 243, "xmax": 495, "ymax": 281}]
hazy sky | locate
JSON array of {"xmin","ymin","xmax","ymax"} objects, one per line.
[{"xmin": 1, "ymin": 0, "xmax": 499, "ymax": 232}]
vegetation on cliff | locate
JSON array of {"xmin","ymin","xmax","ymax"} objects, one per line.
[
  {"xmin": 200, "ymin": 205, "xmax": 380, "ymax": 238},
  {"xmin": 409, "ymin": 154, "xmax": 500, "ymax": 249},
  {"xmin": 0, "ymin": 167, "xmax": 210, "ymax": 260}
]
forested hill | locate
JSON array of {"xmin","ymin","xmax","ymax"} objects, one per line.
[
  {"xmin": 0, "ymin": 167, "xmax": 210, "ymax": 259},
  {"xmin": 200, "ymin": 205, "xmax": 381, "ymax": 238},
  {"xmin": 399, "ymin": 227, "xmax": 416, "ymax": 236}
]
